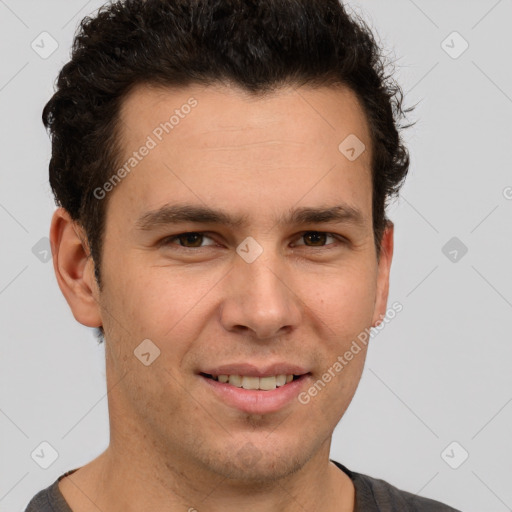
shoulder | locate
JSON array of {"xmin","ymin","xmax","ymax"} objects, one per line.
[
  {"xmin": 24, "ymin": 469, "xmax": 77, "ymax": 512},
  {"xmin": 354, "ymin": 471, "xmax": 462, "ymax": 511},
  {"xmin": 24, "ymin": 486, "xmax": 55, "ymax": 512},
  {"xmin": 331, "ymin": 460, "xmax": 462, "ymax": 512}
]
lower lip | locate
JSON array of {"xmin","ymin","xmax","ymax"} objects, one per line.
[{"xmin": 200, "ymin": 374, "xmax": 311, "ymax": 414}]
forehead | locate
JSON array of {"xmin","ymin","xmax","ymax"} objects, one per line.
[
  {"xmin": 118, "ymin": 81, "xmax": 371, "ymax": 154},
  {"xmin": 109, "ymin": 82, "xmax": 373, "ymax": 227}
]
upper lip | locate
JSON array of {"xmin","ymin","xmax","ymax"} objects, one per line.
[{"xmin": 200, "ymin": 363, "xmax": 309, "ymax": 378}]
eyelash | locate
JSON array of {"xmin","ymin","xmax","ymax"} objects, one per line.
[{"xmin": 159, "ymin": 231, "xmax": 347, "ymax": 252}]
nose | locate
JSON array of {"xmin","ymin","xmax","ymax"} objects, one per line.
[{"xmin": 219, "ymin": 252, "xmax": 302, "ymax": 340}]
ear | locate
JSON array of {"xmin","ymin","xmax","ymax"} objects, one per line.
[
  {"xmin": 371, "ymin": 221, "xmax": 394, "ymax": 328},
  {"xmin": 50, "ymin": 207, "xmax": 103, "ymax": 328}
]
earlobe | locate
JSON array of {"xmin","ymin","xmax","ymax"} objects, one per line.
[
  {"xmin": 50, "ymin": 207, "xmax": 103, "ymax": 328},
  {"xmin": 371, "ymin": 221, "xmax": 394, "ymax": 328}
]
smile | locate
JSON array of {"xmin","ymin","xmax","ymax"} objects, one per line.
[
  {"xmin": 201, "ymin": 373, "xmax": 301, "ymax": 390},
  {"xmin": 200, "ymin": 372, "xmax": 311, "ymax": 414}
]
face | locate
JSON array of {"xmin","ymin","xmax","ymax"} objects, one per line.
[{"xmin": 71, "ymin": 82, "xmax": 393, "ymax": 482}]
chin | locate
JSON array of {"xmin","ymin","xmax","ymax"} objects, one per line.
[{"xmin": 200, "ymin": 441, "xmax": 309, "ymax": 484}]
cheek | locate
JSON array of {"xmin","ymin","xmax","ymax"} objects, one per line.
[
  {"xmin": 105, "ymin": 264, "xmax": 222, "ymax": 347},
  {"xmin": 298, "ymin": 342, "xmax": 368, "ymax": 428},
  {"xmin": 304, "ymin": 264, "xmax": 377, "ymax": 338}
]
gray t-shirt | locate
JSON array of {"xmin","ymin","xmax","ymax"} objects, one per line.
[{"xmin": 25, "ymin": 460, "xmax": 462, "ymax": 511}]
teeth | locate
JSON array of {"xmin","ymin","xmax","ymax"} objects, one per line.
[
  {"xmin": 242, "ymin": 376, "xmax": 260, "ymax": 390},
  {"xmin": 228, "ymin": 375, "xmax": 243, "ymax": 387},
  {"xmin": 213, "ymin": 374, "xmax": 297, "ymax": 390},
  {"xmin": 259, "ymin": 376, "xmax": 277, "ymax": 391},
  {"xmin": 276, "ymin": 375, "xmax": 286, "ymax": 387}
]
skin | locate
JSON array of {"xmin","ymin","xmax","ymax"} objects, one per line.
[{"xmin": 51, "ymin": 82, "xmax": 393, "ymax": 512}]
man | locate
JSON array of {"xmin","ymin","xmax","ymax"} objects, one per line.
[{"xmin": 26, "ymin": 0, "xmax": 461, "ymax": 510}]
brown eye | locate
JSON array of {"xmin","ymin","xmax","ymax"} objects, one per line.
[
  {"xmin": 161, "ymin": 232, "xmax": 216, "ymax": 249},
  {"xmin": 176, "ymin": 233, "xmax": 204, "ymax": 247},
  {"xmin": 303, "ymin": 232, "xmax": 328, "ymax": 246},
  {"xmin": 295, "ymin": 231, "xmax": 338, "ymax": 247}
]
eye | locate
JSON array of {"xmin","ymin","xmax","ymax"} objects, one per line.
[
  {"xmin": 160, "ymin": 232, "xmax": 217, "ymax": 249},
  {"xmin": 159, "ymin": 230, "xmax": 345, "ymax": 252},
  {"xmin": 293, "ymin": 231, "xmax": 342, "ymax": 248}
]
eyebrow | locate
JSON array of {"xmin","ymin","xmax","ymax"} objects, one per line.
[{"xmin": 135, "ymin": 203, "xmax": 366, "ymax": 231}]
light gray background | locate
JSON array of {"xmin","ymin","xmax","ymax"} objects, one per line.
[{"xmin": 1, "ymin": 1, "xmax": 511, "ymax": 511}]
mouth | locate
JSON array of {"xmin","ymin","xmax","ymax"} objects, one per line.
[
  {"xmin": 200, "ymin": 372, "xmax": 305, "ymax": 391},
  {"xmin": 199, "ymin": 371, "xmax": 312, "ymax": 414}
]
